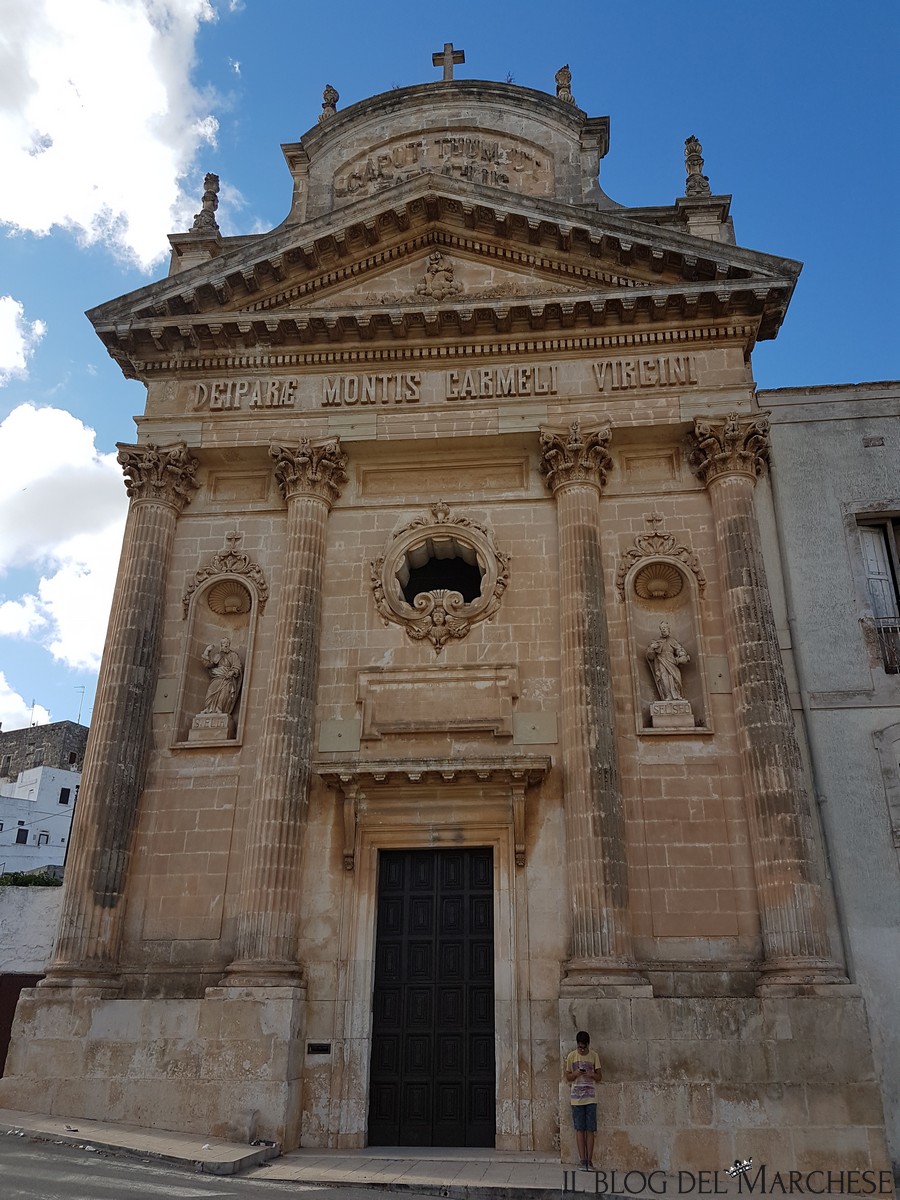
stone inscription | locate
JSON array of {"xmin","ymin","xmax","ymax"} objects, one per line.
[
  {"xmin": 191, "ymin": 378, "xmax": 298, "ymax": 410},
  {"xmin": 321, "ymin": 373, "xmax": 421, "ymax": 406},
  {"xmin": 334, "ymin": 132, "xmax": 549, "ymax": 199},
  {"xmin": 188, "ymin": 354, "xmax": 704, "ymax": 414},
  {"xmin": 445, "ymin": 364, "xmax": 558, "ymax": 400},
  {"xmin": 594, "ymin": 354, "xmax": 697, "ymax": 391}
]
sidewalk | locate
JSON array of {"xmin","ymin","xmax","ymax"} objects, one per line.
[
  {"xmin": 248, "ymin": 1145, "xmax": 565, "ymax": 1196},
  {"xmin": 0, "ymin": 1108, "xmax": 565, "ymax": 1191},
  {"xmin": 0, "ymin": 1108, "xmax": 278, "ymax": 1176}
]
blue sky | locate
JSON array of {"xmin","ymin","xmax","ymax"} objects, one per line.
[{"xmin": 0, "ymin": 0, "xmax": 898, "ymax": 732}]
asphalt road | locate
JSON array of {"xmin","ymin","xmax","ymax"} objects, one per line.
[{"xmin": 0, "ymin": 1137, "xmax": 437, "ymax": 1200}]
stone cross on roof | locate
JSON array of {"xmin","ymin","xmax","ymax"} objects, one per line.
[{"xmin": 432, "ymin": 42, "xmax": 465, "ymax": 81}]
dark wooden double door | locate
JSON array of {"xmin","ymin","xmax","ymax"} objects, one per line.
[{"xmin": 368, "ymin": 848, "xmax": 495, "ymax": 1147}]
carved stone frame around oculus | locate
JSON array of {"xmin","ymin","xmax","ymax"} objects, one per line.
[{"xmin": 370, "ymin": 501, "xmax": 510, "ymax": 654}]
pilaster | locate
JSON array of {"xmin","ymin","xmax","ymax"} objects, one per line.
[
  {"xmin": 224, "ymin": 438, "xmax": 347, "ymax": 986},
  {"xmin": 688, "ymin": 413, "xmax": 846, "ymax": 987},
  {"xmin": 540, "ymin": 422, "xmax": 647, "ymax": 992},
  {"xmin": 46, "ymin": 443, "xmax": 199, "ymax": 986}
]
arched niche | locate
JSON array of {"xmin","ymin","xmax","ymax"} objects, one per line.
[
  {"xmin": 621, "ymin": 556, "xmax": 711, "ymax": 735},
  {"xmin": 173, "ymin": 572, "xmax": 261, "ymax": 747}
]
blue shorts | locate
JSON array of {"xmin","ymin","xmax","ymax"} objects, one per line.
[{"xmin": 572, "ymin": 1103, "xmax": 597, "ymax": 1132}]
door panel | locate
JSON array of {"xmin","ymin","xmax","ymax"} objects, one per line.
[{"xmin": 368, "ymin": 848, "xmax": 495, "ymax": 1147}]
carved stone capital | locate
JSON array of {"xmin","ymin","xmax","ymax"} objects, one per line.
[
  {"xmin": 539, "ymin": 420, "xmax": 612, "ymax": 493},
  {"xmin": 687, "ymin": 413, "xmax": 770, "ymax": 486},
  {"xmin": 116, "ymin": 442, "xmax": 200, "ymax": 510},
  {"xmin": 270, "ymin": 437, "xmax": 348, "ymax": 507}
]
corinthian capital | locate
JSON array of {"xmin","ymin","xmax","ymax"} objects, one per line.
[
  {"xmin": 687, "ymin": 413, "xmax": 770, "ymax": 486},
  {"xmin": 116, "ymin": 442, "xmax": 200, "ymax": 510},
  {"xmin": 270, "ymin": 437, "xmax": 348, "ymax": 507},
  {"xmin": 539, "ymin": 420, "xmax": 613, "ymax": 493}
]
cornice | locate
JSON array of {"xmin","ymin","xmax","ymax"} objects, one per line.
[
  {"xmin": 122, "ymin": 322, "xmax": 759, "ymax": 378},
  {"xmin": 87, "ymin": 175, "xmax": 798, "ymax": 331},
  {"xmin": 94, "ymin": 281, "xmax": 787, "ymax": 379}
]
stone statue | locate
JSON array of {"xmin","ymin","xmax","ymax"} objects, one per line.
[
  {"xmin": 200, "ymin": 638, "xmax": 243, "ymax": 715},
  {"xmin": 555, "ymin": 64, "xmax": 575, "ymax": 106},
  {"xmin": 415, "ymin": 250, "xmax": 461, "ymax": 301},
  {"xmin": 319, "ymin": 84, "xmax": 339, "ymax": 123},
  {"xmin": 646, "ymin": 621, "xmax": 690, "ymax": 701}
]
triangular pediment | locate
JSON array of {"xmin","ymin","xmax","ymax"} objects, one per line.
[{"xmin": 87, "ymin": 172, "xmax": 802, "ymax": 373}]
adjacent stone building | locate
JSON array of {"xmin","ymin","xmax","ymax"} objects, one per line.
[
  {"xmin": 0, "ymin": 59, "xmax": 894, "ymax": 1173},
  {"xmin": 761, "ymin": 381, "xmax": 900, "ymax": 1169}
]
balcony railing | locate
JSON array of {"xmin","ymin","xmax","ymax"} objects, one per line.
[{"xmin": 874, "ymin": 616, "xmax": 900, "ymax": 674}]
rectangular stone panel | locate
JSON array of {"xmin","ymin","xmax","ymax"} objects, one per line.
[
  {"xmin": 357, "ymin": 455, "xmax": 527, "ymax": 498},
  {"xmin": 357, "ymin": 665, "xmax": 519, "ymax": 740}
]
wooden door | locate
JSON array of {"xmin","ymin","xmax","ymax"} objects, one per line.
[{"xmin": 368, "ymin": 848, "xmax": 495, "ymax": 1146}]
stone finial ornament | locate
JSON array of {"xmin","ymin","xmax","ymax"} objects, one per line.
[
  {"xmin": 684, "ymin": 135, "xmax": 711, "ymax": 197},
  {"xmin": 687, "ymin": 413, "xmax": 770, "ymax": 485},
  {"xmin": 190, "ymin": 172, "xmax": 220, "ymax": 233},
  {"xmin": 116, "ymin": 441, "xmax": 200, "ymax": 509},
  {"xmin": 555, "ymin": 64, "xmax": 576, "ymax": 106},
  {"xmin": 318, "ymin": 84, "xmax": 339, "ymax": 123},
  {"xmin": 539, "ymin": 420, "xmax": 613, "ymax": 492}
]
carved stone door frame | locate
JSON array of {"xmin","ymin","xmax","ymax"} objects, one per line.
[{"xmin": 317, "ymin": 764, "xmax": 549, "ymax": 1151}]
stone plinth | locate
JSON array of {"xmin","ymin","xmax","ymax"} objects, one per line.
[
  {"xmin": 649, "ymin": 699, "xmax": 695, "ymax": 730},
  {"xmin": 0, "ymin": 986, "xmax": 307, "ymax": 1150},
  {"xmin": 188, "ymin": 713, "xmax": 235, "ymax": 742},
  {"xmin": 559, "ymin": 992, "xmax": 891, "ymax": 1173}
]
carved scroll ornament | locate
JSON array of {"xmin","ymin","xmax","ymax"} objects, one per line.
[
  {"xmin": 116, "ymin": 441, "xmax": 200, "ymax": 510},
  {"xmin": 539, "ymin": 420, "xmax": 613, "ymax": 493},
  {"xmin": 616, "ymin": 512, "xmax": 707, "ymax": 598},
  {"xmin": 687, "ymin": 413, "xmax": 770, "ymax": 486},
  {"xmin": 182, "ymin": 531, "xmax": 269, "ymax": 617},
  {"xmin": 370, "ymin": 501, "xmax": 510, "ymax": 655}
]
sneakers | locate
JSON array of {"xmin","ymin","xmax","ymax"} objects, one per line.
[{"xmin": 580, "ymin": 1160, "xmax": 593, "ymax": 1171}]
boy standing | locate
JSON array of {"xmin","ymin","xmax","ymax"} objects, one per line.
[{"xmin": 564, "ymin": 1030, "xmax": 601, "ymax": 1170}]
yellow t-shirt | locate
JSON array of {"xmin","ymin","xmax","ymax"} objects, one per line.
[{"xmin": 565, "ymin": 1048, "xmax": 601, "ymax": 1104}]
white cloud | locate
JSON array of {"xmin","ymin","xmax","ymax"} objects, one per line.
[
  {"xmin": 0, "ymin": 296, "xmax": 46, "ymax": 384},
  {"xmin": 0, "ymin": 0, "xmax": 221, "ymax": 269},
  {"xmin": 0, "ymin": 672, "xmax": 50, "ymax": 732},
  {"xmin": 0, "ymin": 404, "xmax": 127, "ymax": 671}
]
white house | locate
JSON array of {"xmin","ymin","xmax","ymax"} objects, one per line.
[{"xmin": 0, "ymin": 767, "xmax": 80, "ymax": 875}]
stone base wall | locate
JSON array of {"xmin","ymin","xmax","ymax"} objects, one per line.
[
  {"xmin": 559, "ymin": 993, "xmax": 891, "ymax": 1173},
  {"xmin": 0, "ymin": 985, "xmax": 306, "ymax": 1150},
  {"xmin": 0, "ymin": 986, "xmax": 891, "ymax": 1168}
]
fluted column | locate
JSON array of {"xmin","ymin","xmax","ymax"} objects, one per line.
[
  {"xmin": 688, "ymin": 413, "xmax": 844, "ymax": 984},
  {"xmin": 46, "ymin": 443, "xmax": 199, "ymax": 986},
  {"xmin": 224, "ymin": 437, "xmax": 347, "ymax": 986},
  {"xmin": 540, "ymin": 421, "xmax": 642, "ymax": 986}
]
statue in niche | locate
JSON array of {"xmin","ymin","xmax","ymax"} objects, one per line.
[
  {"xmin": 199, "ymin": 638, "xmax": 243, "ymax": 716},
  {"xmin": 646, "ymin": 621, "xmax": 690, "ymax": 702}
]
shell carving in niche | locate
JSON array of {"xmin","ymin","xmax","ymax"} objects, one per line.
[
  {"xmin": 207, "ymin": 579, "xmax": 252, "ymax": 615},
  {"xmin": 633, "ymin": 561, "xmax": 683, "ymax": 600}
]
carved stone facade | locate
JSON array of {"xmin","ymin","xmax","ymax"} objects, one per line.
[{"xmin": 1, "ymin": 67, "xmax": 893, "ymax": 1176}]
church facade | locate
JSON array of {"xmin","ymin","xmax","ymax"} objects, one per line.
[{"xmin": 0, "ymin": 59, "xmax": 893, "ymax": 1172}]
